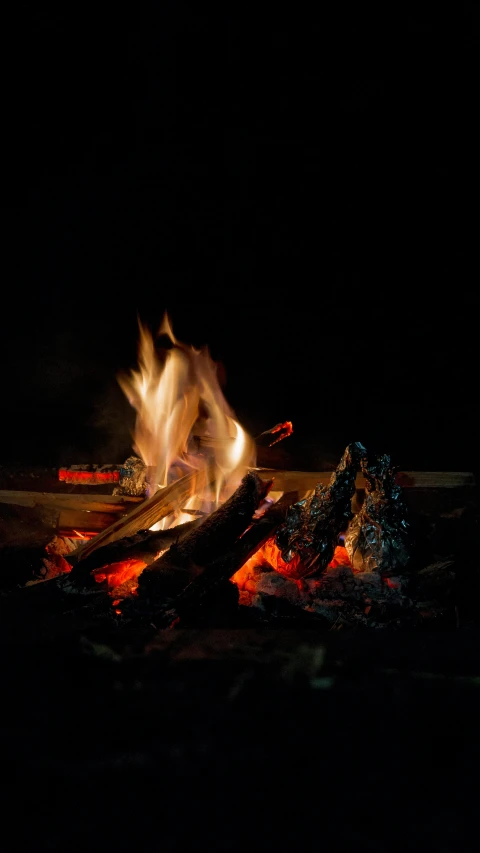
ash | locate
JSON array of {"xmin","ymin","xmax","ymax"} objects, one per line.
[{"xmin": 236, "ymin": 562, "xmax": 424, "ymax": 629}]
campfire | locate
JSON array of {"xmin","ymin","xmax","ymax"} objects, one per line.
[{"xmin": 0, "ymin": 315, "xmax": 477, "ymax": 631}]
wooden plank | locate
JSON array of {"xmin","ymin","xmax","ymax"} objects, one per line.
[
  {"xmin": 57, "ymin": 509, "xmax": 120, "ymax": 532},
  {"xmin": 0, "ymin": 469, "xmax": 473, "ymax": 518},
  {"xmin": 0, "ymin": 468, "xmax": 473, "ymax": 518},
  {"xmin": 252, "ymin": 469, "xmax": 476, "ymax": 491},
  {"xmin": 0, "ymin": 491, "xmax": 143, "ymax": 513}
]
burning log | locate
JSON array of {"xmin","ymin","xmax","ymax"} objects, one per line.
[
  {"xmin": 69, "ymin": 469, "xmax": 207, "ymax": 563},
  {"xmin": 169, "ymin": 491, "xmax": 298, "ymax": 623},
  {"xmin": 58, "ymin": 465, "xmax": 120, "ymax": 485},
  {"xmin": 138, "ymin": 471, "xmax": 272, "ymax": 598},
  {"xmin": 274, "ymin": 442, "xmax": 367, "ymax": 579},
  {"xmin": 67, "ymin": 517, "xmax": 205, "ymax": 587},
  {"xmin": 55, "ymin": 421, "xmax": 293, "ymax": 494},
  {"xmin": 344, "ymin": 453, "xmax": 412, "ymax": 573}
]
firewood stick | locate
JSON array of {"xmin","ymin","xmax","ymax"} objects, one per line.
[
  {"xmin": 251, "ymin": 469, "xmax": 476, "ymax": 491},
  {"xmin": 69, "ymin": 517, "xmax": 205, "ymax": 587},
  {"xmin": 0, "ymin": 491, "xmax": 142, "ymax": 513},
  {"xmin": 70, "ymin": 469, "xmax": 207, "ymax": 563}
]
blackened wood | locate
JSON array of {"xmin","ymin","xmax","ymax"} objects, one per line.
[
  {"xmin": 151, "ymin": 492, "xmax": 297, "ymax": 621},
  {"xmin": 68, "ymin": 518, "xmax": 204, "ymax": 587},
  {"xmin": 138, "ymin": 471, "xmax": 272, "ymax": 596},
  {"xmin": 69, "ymin": 469, "xmax": 207, "ymax": 562}
]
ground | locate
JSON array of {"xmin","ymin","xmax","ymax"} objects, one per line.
[{"xmin": 2, "ymin": 623, "xmax": 480, "ymax": 852}]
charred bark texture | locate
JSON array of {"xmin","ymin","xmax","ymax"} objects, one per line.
[
  {"xmin": 68, "ymin": 518, "xmax": 204, "ymax": 587},
  {"xmin": 69, "ymin": 469, "xmax": 207, "ymax": 562},
  {"xmin": 169, "ymin": 492, "xmax": 296, "ymax": 624},
  {"xmin": 138, "ymin": 471, "xmax": 272, "ymax": 596}
]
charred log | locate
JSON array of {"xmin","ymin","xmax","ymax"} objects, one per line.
[
  {"xmin": 138, "ymin": 471, "xmax": 273, "ymax": 597},
  {"xmin": 146, "ymin": 492, "xmax": 296, "ymax": 624},
  {"xmin": 68, "ymin": 469, "xmax": 207, "ymax": 563},
  {"xmin": 274, "ymin": 442, "xmax": 367, "ymax": 579},
  {"xmin": 67, "ymin": 518, "xmax": 204, "ymax": 588},
  {"xmin": 175, "ymin": 493, "xmax": 296, "ymax": 618}
]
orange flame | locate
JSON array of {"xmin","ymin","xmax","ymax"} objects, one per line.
[{"xmin": 118, "ymin": 314, "xmax": 256, "ymax": 526}]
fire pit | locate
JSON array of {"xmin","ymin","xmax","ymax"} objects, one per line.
[{"xmin": 0, "ymin": 315, "xmax": 478, "ymax": 637}]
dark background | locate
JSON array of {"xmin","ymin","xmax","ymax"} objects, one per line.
[{"xmin": 0, "ymin": 6, "xmax": 478, "ymax": 472}]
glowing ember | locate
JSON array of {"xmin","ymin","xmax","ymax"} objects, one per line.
[
  {"xmin": 328, "ymin": 545, "xmax": 353, "ymax": 568},
  {"xmin": 232, "ymin": 540, "xmax": 353, "ymax": 589},
  {"xmin": 43, "ymin": 536, "xmax": 74, "ymax": 578},
  {"xmin": 266, "ymin": 421, "xmax": 294, "ymax": 446},
  {"xmin": 58, "ymin": 468, "xmax": 120, "ymax": 484},
  {"xmin": 93, "ymin": 558, "xmax": 148, "ymax": 589},
  {"xmin": 118, "ymin": 314, "xmax": 256, "ymax": 526}
]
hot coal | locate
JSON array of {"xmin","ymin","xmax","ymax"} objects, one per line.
[{"xmin": 67, "ymin": 517, "xmax": 204, "ymax": 587}]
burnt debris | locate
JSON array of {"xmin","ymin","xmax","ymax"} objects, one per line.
[
  {"xmin": 113, "ymin": 456, "xmax": 148, "ymax": 497},
  {"xmin": 275, "ymin": 441, "xmax": 367, "ymax": 578},
  {"xmin": 344, "ymin": 453, "xmax": 412, "ymax": 573}
]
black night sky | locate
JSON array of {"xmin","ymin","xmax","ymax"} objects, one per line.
[{"xmin": 1, "ymin": 7, "xmax": 479, "ymax": 473}]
